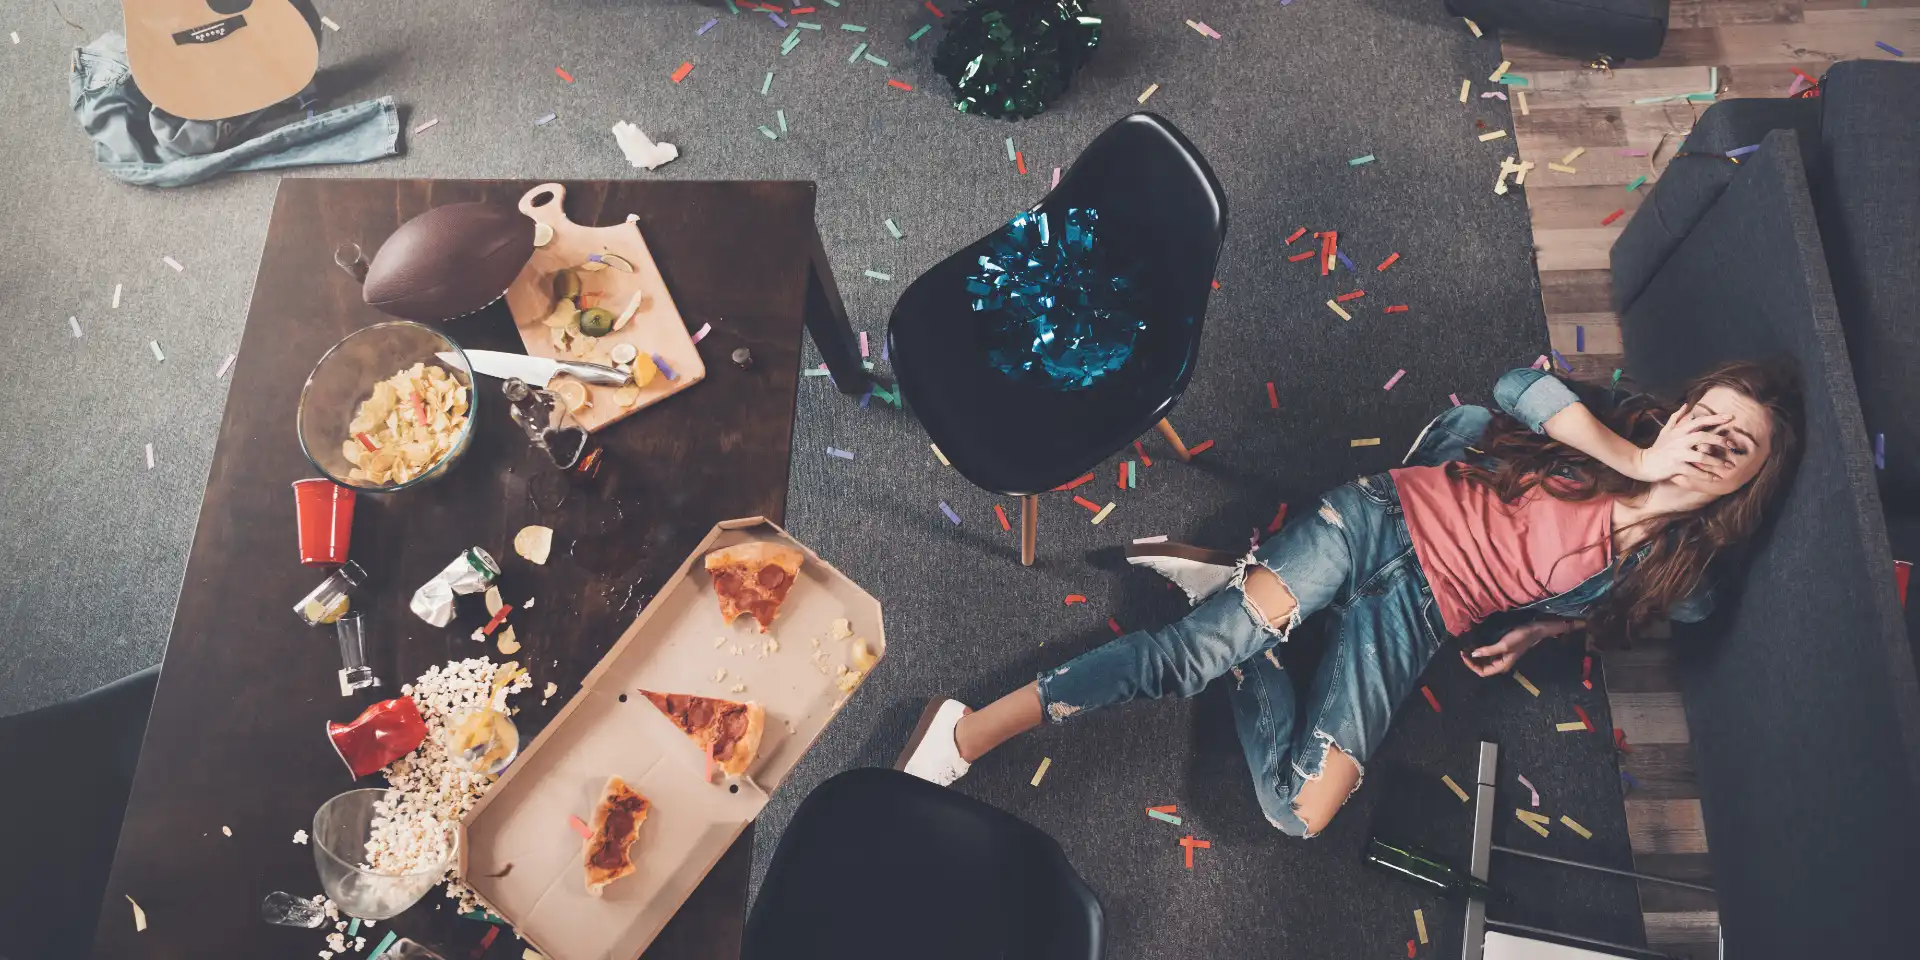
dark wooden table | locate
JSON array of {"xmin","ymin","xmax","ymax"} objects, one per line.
[{"xmin": 91, "ymin": 178, "xmax": 864, "ymax": 959}]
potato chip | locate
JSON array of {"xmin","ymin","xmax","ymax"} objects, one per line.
[
  {"xmin": 497, "ymin": 625, "xmax": 521, "ymax": 655},
  {"xmin": 514, "ymin": 525, "xmax": 555, "ymax": 565},
  {"xmin": 485, "ymin": 585, "xmax": 504, "ymax": 617},
  {"xmin": 343, "ymin": 363, "xmax": 471, "ymax": 487}
]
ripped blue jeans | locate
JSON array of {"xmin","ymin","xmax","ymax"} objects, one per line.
[{"xmin": 1035, "ymin": 472, "xmax": 1447, "ymax": 836}]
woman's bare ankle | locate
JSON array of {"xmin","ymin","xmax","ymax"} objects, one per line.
[{"xmin": 952, "ymin": 707, "xmax": 982, "ymax": 762}]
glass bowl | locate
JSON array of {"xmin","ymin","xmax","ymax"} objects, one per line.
[
  {"xmin": 298, "ymin": 322, "xmax": 477, "ymax": 492},
  {"xmin": 311, "ymin": 788, "xmax": 457, "ymax": 920}
]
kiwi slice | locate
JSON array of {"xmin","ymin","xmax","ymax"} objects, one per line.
[
  {"xmin": 551, "ymin": 269, "xmax": 583, "ymax": 302},
  {"xmin": 577, "ymin": 307, "xmax": 616, "ymax": 337}
]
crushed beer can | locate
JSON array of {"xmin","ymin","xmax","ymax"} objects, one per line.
[{"xmin": 409, "ymin": 547, "xmax": 500, "ymax": 626}]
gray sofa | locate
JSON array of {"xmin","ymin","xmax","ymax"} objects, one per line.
[{"xmin": 1609, "ymin": 60, "xmax": 1920, "ymax": 958}]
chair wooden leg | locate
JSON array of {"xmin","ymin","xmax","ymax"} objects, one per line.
[
  {"xmin": 1020, "ymin": 495, "xmax": 1038, "ymax": 567},
  {"xmin": 1155, "ymin": 418, "xmax": 1193, "ymax": 462}
]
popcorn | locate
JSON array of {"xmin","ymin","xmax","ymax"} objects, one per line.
[
  {"xmin": 367, "ymin": 657, "xmax": 532, "ymax": 913},
  {"xmin": 293, "ymin": 829, "xmax": 309, "ymax": 844}
]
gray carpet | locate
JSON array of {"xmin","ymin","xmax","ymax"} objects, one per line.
[{"xmin": 0, "ymin": 0, "xmax": 1648, "ymax": 955}]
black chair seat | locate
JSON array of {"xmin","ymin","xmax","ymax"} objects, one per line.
[
  {"xmin": 0, "ymin": 665, "xmax": 159, "ymax": 960},
  {"xmin": 743, "ymin": 768, "xmax": 1104, "ymax": 960},
  {"xmin": 888, "ymin": 113, "xmax": 1227, "ymax": 495}
]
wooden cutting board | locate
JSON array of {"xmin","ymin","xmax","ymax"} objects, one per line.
[{"xmin": 503, "ymin": 183, "xmax": 706, "ymax": 432}]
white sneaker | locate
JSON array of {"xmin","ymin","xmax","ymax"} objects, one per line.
[
  {"xmin": 1125, "ymin": 542, "xmax": 1240, "ymax": 605},
  {"xmin": 896, "ymin": 698, "xmax": 972, "ymax": 786}
]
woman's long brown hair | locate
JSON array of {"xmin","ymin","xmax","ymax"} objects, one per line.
[{"xmin": 1451, "ymin": 360, "xmax": 1804, "ymax": 648}]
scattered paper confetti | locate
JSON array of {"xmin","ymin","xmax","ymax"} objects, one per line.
[
  {"xmin": 127, "ymin": 895, "xmax": 146, "ymax": 932},
  {"xmin": 1490, "ymin": 60, "xmax": 1510, "ymax": 82},
  {"xmin": 1514, "ymin": 671, "xmax": 1539, "ymax": 696},
  {"xmin": 1064, "ymin": 594, "xmax": 1088, "ymax": 604},
  {"xmin": 671, "ymin": 62, "xmax": 695, "ymax": 83},
  {"xmin": 930, "ymin": 443, "xmax": 950, "ymax": 465},
  {"xmin": 1148, "ymin": 808, "xmax": 1183, "ymax": 825},
  {"xmin": 1449, "ymin": 393, "xmax": 1460, "ymax": 406},
  {"xmin": 1350, "ymin": 437, "xmax": 1380, "ymax": 447},
  {"xmin": 826, "ymin": 446, "xmax": 855, "ymax": 460},
  {"xmin": 1266, "ymin": 503, "xmax": 1289, "ymax": 534},
  {"xmin": 1030, "ymin": 757, "xmax": 1051, "ymax": 786},
  {"xmin": 1185, "ymin": 19, "xmax": 1220, "ymax": 38},
  {"xmin": 149, "ymin": 340, "xmax": 165, "ymax": 362},
  {"xmin": 1415, "ymin": 908, "xmax": 1429, "ymax": 944},
  {"xmin": 1421, "ymin": 685, "xmax": 1442, "ymax": 712},
  {"xmin": 1556, "ymin": 721, "xmax": 1587, "ymax": 732},
  {"xmin": 1137, "ymin": 83, "xmax": 1160, "ymax": 104},
  {"xmin": 759, "ymin": 125, "xmax": 780, "ymax": 140},
  {"xmin": 994, "ymin": 504, "xmax": 1010, "ymax": 530},
  {"xmin": 1458, "ymin": 79, "xmax": 1471, "ymax": 103},
  {"xmin": 1601, "ymin": 208, "xmax": 1625, "ymax": 226},
  {"xmin": 1408, "ymin": 939, "xmax": 1417, "ymax": 958},
  {"xmin": 1336, "ymin": 290, "xmax": 1366, "ymax": 302},
  {"xmin": 1626, "ymin": 174, "xmax": 1649, "ymax": 191},
  {"xmin": 1516, "ymin": 89, "xmax": 1529, "ymax": 115},
  {"xmin": 863, "ymin": 269, "xmax": 892, "ymax": 281},
  {"xmin": 690, "ymin": 322, "xmax": 712, "ymax": 344},
  {"xmin": 1573, "ymin": 704, "xmax": 1594, "ymax": 732},
  {"xmin": 161, "ymin": 255, "xmax": 183, "ymax": 272},
  {"xmin": 1463, "ymin": 17, "xmax": 1481, "ymax": 37},
  {"xmin": 535, "ymin": 112, "xmax": 558, "ymax": 125},
  {"xmin": 1015, "ymin": 151, "xmax": 1027, "ymax": 175},
  {"xmin": 1179, "ymin": 834, "xmax": 1211, "ymax": 869},
  {"xmin": 215, "ymin": 354, "xmax": 236, "ymax": 379},
  {"xmin": 1383, "ymin": 369, "xmax": 1406, "ymax": 390},
  {"xmin": 1517, "ymin": 773, "xmax": 1539, "ymax": 806},
  {"xmin": 369, "ymin": 931, "xmax": 399, "ymax": 958},
  {"xmin": 1186, "ymin": 439, "xmax": 1215, "ymax": 456},
  {"xmin": 1134, "ymin": 440, "xmax": 1154, "ymax": 466},
  {"xmin": 1618, "ymin": 148, "xmax": 1647, "ymax": 157},
  {"xmin": 865, "ymin": 52, "xmax": 890, "ymax": 66},
  {"xmin": 762, "ymin": 71, "xmax": 774, "ymax": 94},
  {"xmin": 1091, "ymin": 502, "xmax": 1116, "ymax": 524},
  {"xmin": 841, "ymin": 22, "xmax": 867, "ymax": 30},
  {"xmin": 1516, "ymin": 808, "xmax": 1551, "ymax": 825},
  {"xmin": 938, "ymin": 501, "xmax": 962, "ymax": 525},
  {"xmin": 320, "ymin": 15, "xmax": 340, "ymax": 30},
  {"xmin": 111, "ymin": 283, "xmax": 122, "ymax": 309},
  {"xmin": 1267, "ymin": 381, "xmax": 1279, "ymax": 409},
  {"xmin": 848, "ymin": 41, "xmax": 868, "ymax": 62},
  {"xmin": 8, "ymin": 32, "xmax": 17, "ymax": 43},
  {"xmin": 887, "ymin": 79, "xmax": 914, "ymax": 91},
  {"xmin": 1349, "ymin": 154, "xmax": 1376, "ymax": 166},
  {"xmin": 1877, "ymin": 41, "xmax": 1905, "ymax": 56},
  {"xmin": 909, "ymin": 24, "xmax": 932, "ymax": 41},
  {"xmin": 1582, "ymin": 655, "xmax": 1593, "ymax": 690},
  {"xmin": 1384, "ymin": 304, "xmax": 1409, "ymax": 313},
  {"xmin": 1478, "ymin": 130, "xmax": 1508, "ymax": 142},
  {"xmin": 697, "ymin": 17, "xmax": 719, "ymax": 33},
  {"xmin": 1547, "ymin": 162, "xmax": 1577, "ymax": 174},
  {"xmin": 1326, "ymin": 299, "xmax": 1352, "ymax": 321},
  {"xmin": 1058, "ymin": 472, "xmax": 1095, "ymax": 491},
  {"xmin": 567, "ymin": 815, "xmax": 592, "ymax": 839},
  {"xmin": 555, "ymin": 67, "xmax": 575, "ymax": 83},
  {"xmin": 884, "ymin": 218, "xmax": 903, "ymax": 239},
  {"xmin": 69, "ymin": 316, "xmax": 82, "ymax": 338},
  {"xmin": 1133, "ymin": 534, "xmax": 1168, "ymax": 544},
  {"xmin": 925, "ymin": 0, "xmax": 943, "ymax": 16},
  {"xmin": 1442, "ymin": 774, "xmax": 1470, "ymax": 802},
  {"xmin": 1288, "ymin": 250, "xmax": 1318, "ymax": 263},
  {"xmin": 1480, "ymin": 90, "xmax": 1508, "ymax": 100},
  {"xmin": 1377, "ymin": 252, "xmax": 1400, "ymax": 271},
  {"xmin": 776, "ymin": 108, "xmax": 788, "ymax": 133},
  {"xmin": 1555, "ymin": 814, "xmax": 1591, "ymax": 838}
]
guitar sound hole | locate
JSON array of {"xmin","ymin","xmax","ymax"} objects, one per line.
[{"xmin": 206, "ymin": 0, "xmax": 252, "ymax": 14}]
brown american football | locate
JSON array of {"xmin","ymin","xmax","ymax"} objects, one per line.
[{"xmin": 362, "ymin": 202, "xmax": 534, "ymax": 321}]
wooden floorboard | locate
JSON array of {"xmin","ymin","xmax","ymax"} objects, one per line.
[{"xmin": 1492, "ymin": 0, "xmax": 1904, "ymax": 944}]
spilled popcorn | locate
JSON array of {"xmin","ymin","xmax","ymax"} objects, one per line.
[{"xmin": 370, "ymin": 657, "xmax": 531, "ymax": 913}]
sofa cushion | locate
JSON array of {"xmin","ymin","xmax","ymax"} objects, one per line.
[
  {"xmin": 1610, "ymin": 97, "xmax": 1820, "ymax": 313},
  {"xmin": 1621, "ymin": 130, "xmax": 1920, "ymax": 959},
  {"xmin": 1810, "ymin": 60, "xmax": 1920, "ymax": 507},
  {"xmin": 1446, "ymin": 0, "xmax": 1668, "ymax": 60}
]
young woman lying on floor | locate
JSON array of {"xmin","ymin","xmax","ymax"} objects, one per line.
[{"xmin": 899, "ymin": 361, "xmax": 1803, "ymax": 837}]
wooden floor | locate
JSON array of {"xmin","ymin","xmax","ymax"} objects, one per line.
[{"xmin": 1498, "ymin": 3, "xmax": 1919, "ymax": 956}]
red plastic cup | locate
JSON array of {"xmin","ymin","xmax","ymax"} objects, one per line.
[{"xmin": 294, "ymin": 479, "xmax": 357, "ymax": 567}]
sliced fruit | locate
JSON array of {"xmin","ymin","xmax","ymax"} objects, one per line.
[
  {"xmin": 615, "ymin": 385, "xmax": 641, "ymax": 408},
  {"xmin": 533, "ymin": 222, "xmax": 555, "ymax": 247},
  {"xmin": 629, "ymin": 353, "xmax": 659, "ymax": 388},
  {"xmin": 551, "ymin": 269, "xmax": 583, "ymax": 302},
  {"xmin": 551, "ymin": 378, "xmax": 591, "ymax": 412},
  {"xmin": 608, "ymin": 343, "xmax": 639, "ymax": 365}
]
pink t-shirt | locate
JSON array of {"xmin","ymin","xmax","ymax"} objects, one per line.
[{"xmin": 1390, "ymin": 465, "xmax": 1614, "ymax": 636}]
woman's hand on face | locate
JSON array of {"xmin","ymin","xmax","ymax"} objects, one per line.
[
  {"xmin": 1630, "ymin": 403, "xmax": 1736, "ymax": 483},
  {"xmin": 1460, "ymin": 622, "xmax": 1561, "ymax": 677}
]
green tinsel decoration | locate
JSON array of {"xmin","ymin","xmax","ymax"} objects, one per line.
[{"xmin": 932, "ymin": 0, "xmax": 1101, "ymax": 121}]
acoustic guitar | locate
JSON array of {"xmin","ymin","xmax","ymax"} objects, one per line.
[{"xmin": 123, "ymin": 0, "xmax": 319, "ymax": 120}]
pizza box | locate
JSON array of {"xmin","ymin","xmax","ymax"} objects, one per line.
[{"xmin": 459, "ymin": 518, "xmax": 885, "ymax": 959}]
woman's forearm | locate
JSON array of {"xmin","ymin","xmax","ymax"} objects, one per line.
[{"xmin": 1541, "ymin": 402, "xmax": 1645, "ymax": 480}]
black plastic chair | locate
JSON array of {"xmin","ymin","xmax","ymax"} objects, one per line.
[
  {"xmin": 0, "ymin": 665, "xmax": 159, "ymax": 960},
  {"xmin": 888, "ymin": 113, "xmax": 1226, "ymax": 564},
  {"xmin": 743, "ymin": 768, "xmax": 1103, "ymax": 960}
]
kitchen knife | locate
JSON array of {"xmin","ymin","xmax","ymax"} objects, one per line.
[{"xmin": 440, "ymin": 350, "xmax": 631, "ymax": 387}]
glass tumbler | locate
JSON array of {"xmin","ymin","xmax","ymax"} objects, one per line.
[{"xmin": 311, "ymin": 788, "xmax": 457, "ymax": 920}]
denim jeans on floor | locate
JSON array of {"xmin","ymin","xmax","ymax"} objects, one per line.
[
  {"xmin": 71, "ymin": 32, "xmax": 399, "ymax": 187},
  {"xmin": 1035, "ymin": 472, "xmax": 1447, "ymax": 836}
]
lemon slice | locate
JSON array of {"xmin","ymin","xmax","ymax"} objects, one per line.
[
  {"xmin": 533, "ymin": 222, "xmax": 554, "ymax": 247},
  {"xmin": 629, "ymin": 353, "xmax": 659, "ymax": 389},
  {"xmin": 550, "ymin": 378, "xmax": 590, "ymax": 412}
]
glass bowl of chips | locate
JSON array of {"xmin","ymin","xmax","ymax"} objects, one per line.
[{"xmin": 298, "ymin": 322, "xmax": 477, "ymax": 491}]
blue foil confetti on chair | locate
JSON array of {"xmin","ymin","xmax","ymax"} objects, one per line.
[{"xmin": 968, "ymin": 207, "xmax": 1146, "ymax": 390}]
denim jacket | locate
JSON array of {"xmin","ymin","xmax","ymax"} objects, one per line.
[
  {"xmin": 1402, "ymin": 367, "xmax": 1714, "ymax": 624},
  {"xmin": 70, "ymin": 32, "xmax": 399, "ymax": 187}
]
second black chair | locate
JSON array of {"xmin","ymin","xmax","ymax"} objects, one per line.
[{"xmin": 888, "ymin": 112, "xmax": 1227, "ymax": 564}]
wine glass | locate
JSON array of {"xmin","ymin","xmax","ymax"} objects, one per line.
[{"xmin": 311, "ymin": 789, "xmax": 457, "ymax": 919}]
